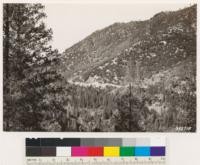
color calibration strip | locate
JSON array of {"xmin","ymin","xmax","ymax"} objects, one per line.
[{"xmin": 26, "ymin": 138, "xmax": 166, "ymax": 157}]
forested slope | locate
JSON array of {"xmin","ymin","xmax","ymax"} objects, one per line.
[{"xmin": 3, "ymin": 4, "xmax": 196, "ymax": 132}]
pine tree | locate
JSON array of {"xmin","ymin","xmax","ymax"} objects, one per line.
[{"xmin": 3, "ymin": 4, "xmax": 65, "ymax": 131}]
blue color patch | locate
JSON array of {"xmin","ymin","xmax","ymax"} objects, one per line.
[{"xmin": 135, "ymin": 147, "xmax": 150, "ymax": 156}]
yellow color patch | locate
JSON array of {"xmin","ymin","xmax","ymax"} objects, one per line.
[{"xmin": 104, "ymin": 147, "xmax": 120, "ymax": 157}]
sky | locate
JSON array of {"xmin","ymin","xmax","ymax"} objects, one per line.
[{"xmin": 44, "ymin": 3, "xmax": 191, "ymax": 52}]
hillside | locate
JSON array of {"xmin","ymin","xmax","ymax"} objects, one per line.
[
  {"xmin": 3, "ymin": 3, "xmax": 196, "ymax": 132},
  {"xmin": 61, "ymin": 5, "xmax": 196, "ymax": 87},
  {"xmin": 50, "ymin": 5, "xmax": 197, "ymax": 132}
]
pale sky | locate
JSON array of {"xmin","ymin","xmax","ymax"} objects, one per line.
[{"xmin": 44, "ymin": 3, "xmax": 191, "ymax": 52}]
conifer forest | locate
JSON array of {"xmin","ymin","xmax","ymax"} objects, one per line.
[{"xmin": 3, "ymin": 4, "xmax": 196, "ymax": 132}]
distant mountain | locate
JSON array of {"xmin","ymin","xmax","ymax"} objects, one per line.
[{"xmin": 60, "ymin": 5, "xmax": 196, "ymax": 88}]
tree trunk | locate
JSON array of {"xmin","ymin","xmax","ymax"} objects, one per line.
[
  {"xmin": 4, "ymin": 4, "xmax": 10, "ymax": 80},
  {"xmin": 129, "ymin": 83, "xmax": 132, "ymax": 131},
  {"xmin": 3, "ymin": 4, "xmax": 10, "ymax": 131}
]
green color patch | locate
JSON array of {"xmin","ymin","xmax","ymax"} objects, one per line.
[{"xmin": 120, "ymin": 147, "xmax": 134, "ymax": 156}]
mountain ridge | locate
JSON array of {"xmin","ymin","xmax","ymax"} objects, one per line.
[{"xmin": 60, "ymin": 5, "xmax": 196, "ymax": 88}]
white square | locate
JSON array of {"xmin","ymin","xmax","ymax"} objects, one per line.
[
  {"xmin": 150, "ymin": 138, "xmax": 166, "ymax": 146},
  {"xmin": 56, "ymin": 147, "xmax": 71, "ymax": 157}
]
